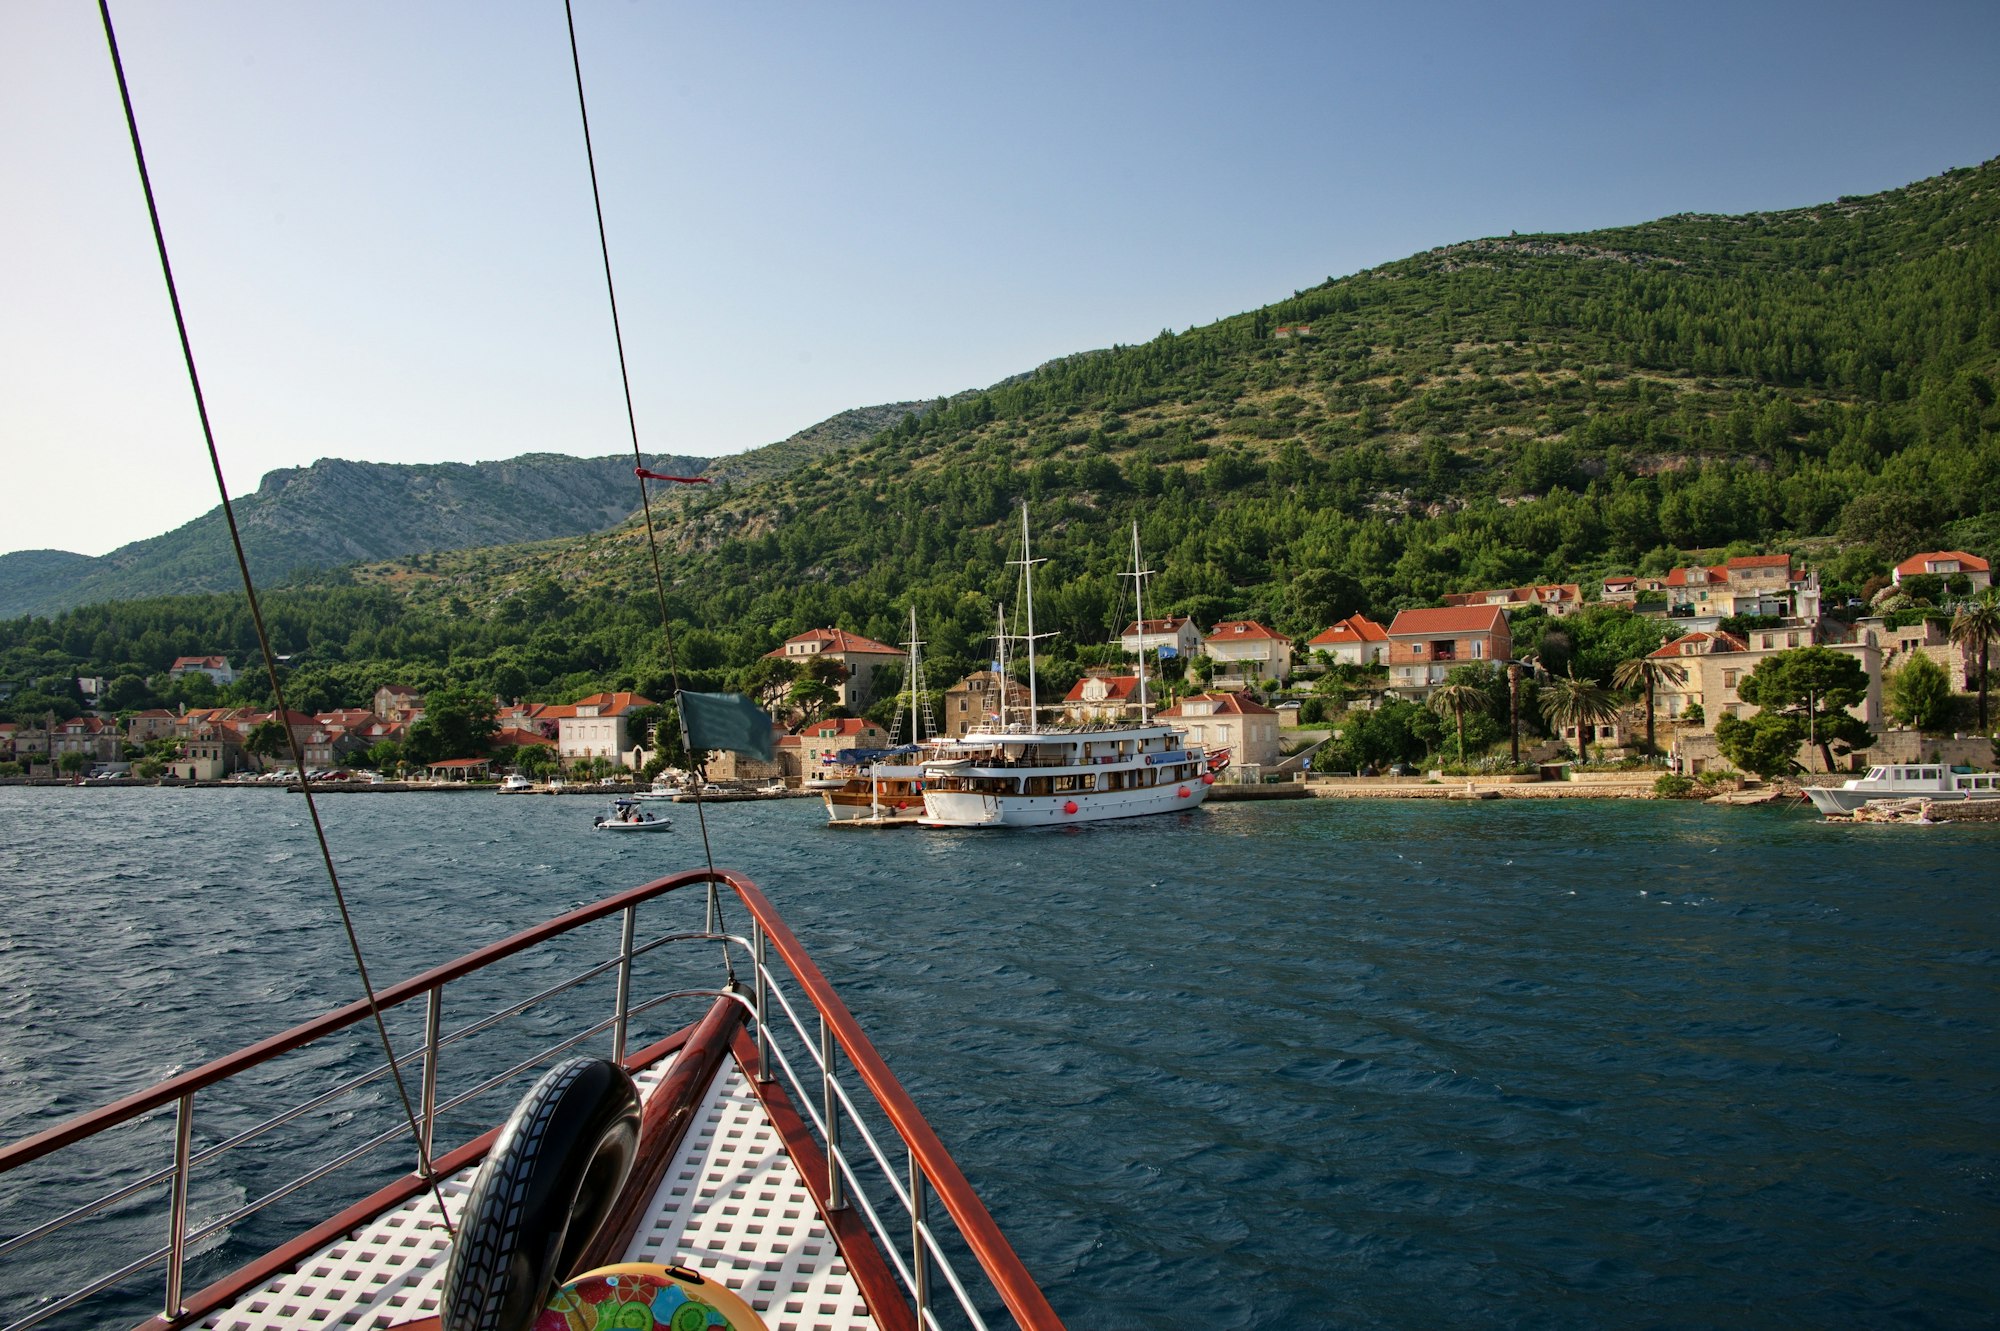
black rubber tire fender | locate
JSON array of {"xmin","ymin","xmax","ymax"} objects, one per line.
[{"xmin": 439, "ymin": 1056, "xmax": 643, "ymax": 1331}]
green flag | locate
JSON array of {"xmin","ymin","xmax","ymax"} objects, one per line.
[{"xmin": 677, "ymin": 691, "xmax": 774, "ymax": 762}]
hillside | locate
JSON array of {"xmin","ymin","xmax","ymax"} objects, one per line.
[
  {"xmin": 367, "ymin": 160, "xmax": 2000, "ymax": 653},
  {"xmin": 0, "ymin": 401, "xmax": 930, "ymax": 618},
  {"xmin": 4, "ymin": 159, "xmax": 1996, "ymax": 717}
]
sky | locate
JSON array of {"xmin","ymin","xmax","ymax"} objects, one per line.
[{"xmin": 3, "ymin": 1, "xmax": 1996, "ymax": 558}]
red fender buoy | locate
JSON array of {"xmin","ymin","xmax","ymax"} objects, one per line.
[
  {"xmin": 1177, "ymin": 785, "xmax": 1191, "ymax": 798},
  {"xmin": 1200, "ymin": 773, "xmax": 1215, "ymax": 785},
  {"xmin": 1063, "ymin": 800, "xmax": 1079, "ymax": 814}
]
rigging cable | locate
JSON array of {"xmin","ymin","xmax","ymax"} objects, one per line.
[
  {"xmin": 94, "ymin": 0, "xmax": 454, "ymax": 1235},
  {"xmin": 562, "ymin": 0, "xmax": 734, "ymax": 978}
]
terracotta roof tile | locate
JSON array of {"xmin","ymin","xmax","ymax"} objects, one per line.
[
  {"xmin": 1386, "ymin": 605, "xmax": 1509, "ymax": 635},
  {"xmin": 1895, "ymin": 550, "xmax": 1989, "ymax": 576}
]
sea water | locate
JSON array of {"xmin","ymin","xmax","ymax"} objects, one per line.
[{"xmin": 0, "ymin": 787, "xmax": 1994, "ymax": 1329}]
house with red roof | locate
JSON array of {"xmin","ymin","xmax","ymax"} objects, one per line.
[
  {"xmin": 764, "ymin": 628, "xmax": 905, "ymax": 710},
  {"xmin": 1204, "ymin": 620, "xmax": 1293, "ymax": 687},
  {"xmin": 1647, "ymin": 554, "xmax": 1820, "ymax": 626},
  {"xmin": 1645, "ymin": 631, "xmax": 1882, "ymax": 749},
  {"xmin": 1892, "ymin": 550, "xmax": 1989, "ymax": 592},
  {"xmin": 1116, "ymin": 616, "xmax": 1204, "ymax": 662},
  {"xmin": 557, "ymin": 692, "xmax": 655, "ymax": 769},
  {"xmin": 1061, "ymin": 673, "xmax": 1147, "ymax": 723},
  {"xmin": 1305, "ymin": 614, "xmax": 1390, "ymax": 667},
  {"xmin": 168, "ymin": 655, "xmax": 237, "ymax": 686},
  {"xmin": 778, "ymin": 716, "xmax": 892, "ymax": 780},
  {"xmin": 50, "ymin": 715, "xmax": 120, "ymax": 765},
  {"xmin": 1157, "ymin": 692, "xmax": 1281, "ymax": 770},
  {"xmin": 1386, "ymin": 605, "xmax": 1511, "ymax": 694},
  {"xmin": 1441, "ymin": 583, "xmax": 1583, "ymax": 618}
]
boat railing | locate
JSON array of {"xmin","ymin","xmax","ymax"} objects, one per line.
[{"xmin": 0, "ymin": 868, "xmax": 1064, "ymax": 1331}]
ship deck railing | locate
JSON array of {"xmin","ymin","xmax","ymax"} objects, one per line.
[{"xmin": 0, "ymin": 869, "xmax": 1063, "ymax": 1331}]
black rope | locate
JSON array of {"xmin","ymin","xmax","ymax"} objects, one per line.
[
  {"xmin": 96, "ymin": 0, "xmax": 454, "ymax": 1235},
  {"xmin": 562, "ymin": 1, "xmax": 733, "ymax": 975}
]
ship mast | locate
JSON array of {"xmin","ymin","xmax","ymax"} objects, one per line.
[
  {"xmin": 902, "ymin": 604, "xmax": 924, "ymax": 744},
  {"xmin": 1011, "ymin": 501, "xmax": 1056, "ymax": 727},
  {"xmin": 993, "ymin": 601, "xmax": 1009, "ymax": 731},
  {"xmin": 1120, "ymin": 520, "xmax": 1155, "ymax": 726}
]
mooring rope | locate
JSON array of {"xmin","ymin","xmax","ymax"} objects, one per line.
[
  {"xmin": 95, "ymin": 0, "xmax": 455, "ymax": 1234},
  {"xmin": 562, "ymin": 1, "xmax": 734, "ymax": 977}
]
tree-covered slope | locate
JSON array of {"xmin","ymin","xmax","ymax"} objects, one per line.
[
  {"xmin": 5, "ymin": 160, "xmax": 1996, "ymax": 716},
  {"xmin": 377, "ymin": 159, "xmax": 2000, "ymax": 655},
  {"xmin": 0, "ymin": 402, "xmax": 931, "ymax": 619}
]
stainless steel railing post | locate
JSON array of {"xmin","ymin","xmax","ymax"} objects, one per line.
[
  {"xmin": 613, "ymin": 904, "xmax": 638, "ymax": 1062},
  {"xmin": 752, "ymin": 918, "xmax": 771, "ymax": 1083},
  {"xmin": 910, "ymin": 1150, "xmax": 930, "ymax": 1326},
  {"xmin": 821, "ymin": 1016, "xmax": 843, "ymax": 1210},
  {"xmin": 419, "ymin": 986, "xmax": 443, "ymax": 1171},
  {"xmin": 163, "ymin": 1092, "xmax": 195, "ymax": 1320}
]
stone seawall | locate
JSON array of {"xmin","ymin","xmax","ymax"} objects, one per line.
[{"xmin": 1306, "ymin": 778, "xmax": 1658, "ymax": 800}]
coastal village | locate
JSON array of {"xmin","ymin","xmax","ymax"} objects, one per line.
[{"xmin": 4, "ymin": 546, "xmax": 1991, "ymax": 800}]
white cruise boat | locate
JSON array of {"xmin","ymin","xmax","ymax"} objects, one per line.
[
  {"xmin": 921, "ymin": 720, "xmax": 1211, "ymax": 826},
  {"xmin": 921, "ymin": 509, "xmax": 1213, "ymax": 828},
  {"xmin": 1804, "ymin": 763, "xmax": 2000, "ymax": 815}
]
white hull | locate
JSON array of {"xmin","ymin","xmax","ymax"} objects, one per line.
[
  {"xmin": 918, "ymin": 720, "xmax": 1211, "ymax": 828},
  {"xmin": 1806, "ymin": 786, "xmax": 2000, "ymax": 815},
  {"xmin": 594, "ymin": 817, "xmax": 672, "ymax": 832},
  {"xmin": 1804, "ymin": 764, "xmax": 2000, "ymax": 815},
  {"xmin": 921, "ymin": 778, "xmax": 1208, "ymax": 827}
]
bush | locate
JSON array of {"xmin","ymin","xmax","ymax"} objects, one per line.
[{"xmin": 1654, "ymin": 773, "xmax": 1696, "ymax": 798}]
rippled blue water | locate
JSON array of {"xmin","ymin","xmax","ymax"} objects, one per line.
[{"xmin": 2, "ymin": 787, "xmax": 1996, "ymax": 1329}]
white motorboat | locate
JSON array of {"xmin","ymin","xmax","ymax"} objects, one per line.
[
  {"xmin": 497, "ymin": 773, "xmax": 535, "ymax": 793},
  {"xmin": 593, "ymin": 798, "xmax": 672, "ymax": 832},
  {"xmin": 921, "ymin": 509, "xmax": 1212, "ymax": 828},
  {"xmin": 1803, "ymin": 763, "xmax": 2000, "ymax": 815}
]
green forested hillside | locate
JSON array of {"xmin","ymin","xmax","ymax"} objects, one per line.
[
  {"xmin": 0, "ymin": 401, "xmax": 930, "ymax": 619},
  {"xmin": 4, "ymin": 160, "xmax": 1996, "ymax": 721}
]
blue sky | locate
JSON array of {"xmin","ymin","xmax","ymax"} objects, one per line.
[{"xmin": 3, "ymin": 1, "xmax": 1995, "ymax": 557}]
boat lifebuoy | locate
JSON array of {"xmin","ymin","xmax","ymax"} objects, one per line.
[{"xmin": 440, "ymin": 1057, "xmax": 643, "ymax": 1331}]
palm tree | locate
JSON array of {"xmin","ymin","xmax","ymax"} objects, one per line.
[
  {"xmin": 1537, "ymin": 668, "xmax": 1622, "ymax": 756},
  {"xmin": 1612, "ymin": 655, "xmax": 1688, "ymax": 756},
  {"xmin": 1506, "ymin": 652, "xmax": 1540, "ymax": 766},
  {"xmin": 1950, "ymin": 590, "xmax": 2000, "ymax": 731},
  {"xmin": 1426, "ymin": 682, "xmax": 1488, "ymax": 766}
]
